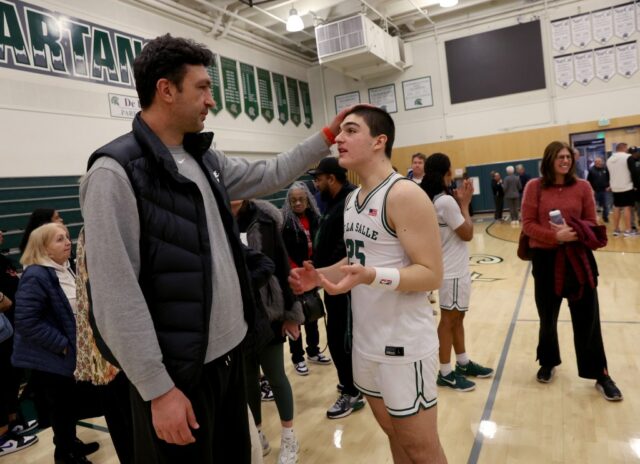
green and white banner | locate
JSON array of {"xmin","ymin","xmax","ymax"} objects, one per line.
[
  {"xmin": 221, "ymin": 56, "xmax": 241, "ymax": 118},
  {"xmin": 240, "ymin": 62, "xmax": 259, "ymax": 121},
  {"xmin": 286, "ymin": 77, "xmax": 301, "ymax": 127},
  {"xmin": 272, "ymin": 73, "xmax": 289, "ymax": 125},
  {"xmin": 298, "ymin": 81, "xmax": 313, "ymax": 128},
  {"xmin": 206, "ymin": 55, "xmax": 223, "ymax": 115},
  {"xmin": 0, "ymin": 0, "xmax": 144, "ymax": 88},
  {"xmin": 257, "ymin": 67, "xmax": 274, "ymax": 123}
]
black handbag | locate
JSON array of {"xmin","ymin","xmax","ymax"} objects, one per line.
[{"xmin": 299, "ymin": 290, "xmax": 325, "ymax": 323}]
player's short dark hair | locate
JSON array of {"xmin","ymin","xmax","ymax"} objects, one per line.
[{"xmin": 345, "ymin": 106, "xmax": 395, "ymax": 158}]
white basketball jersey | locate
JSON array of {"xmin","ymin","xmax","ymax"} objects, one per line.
[{"xmin": 344, "ymin": 172, "xmax": 438, "ymax": 363}]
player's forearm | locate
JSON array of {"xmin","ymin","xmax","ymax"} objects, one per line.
[{"xmin": 397, "ymin": 264, "xmax": 442, "ymax": 293}]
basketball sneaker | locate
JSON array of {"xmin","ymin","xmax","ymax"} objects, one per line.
[
  {"xmin": 595, "ymin": 376, "xmax": 623, "ymax": 401},
  {"xmin": 436, "ymin": 371, "xmax": 476, "ymax": 391},
  {"xmin": 326, "ymin": 393, "xmax": 366, "ymax": 419},
  {"xmin": 455, "ymin": 360, "xmax": 494, "ymax": 378}
]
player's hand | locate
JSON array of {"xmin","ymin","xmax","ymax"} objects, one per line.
[
  {"xmin": 319, "ymin": 263, "xmax": 375, "ymax": 295},
  {"xmin": 288, "ymin": 261, "xmax": 320, "ymax": 295},
  {"xmin": 151, "ymin": 387, "xmax": 199, "ymax": 445}
]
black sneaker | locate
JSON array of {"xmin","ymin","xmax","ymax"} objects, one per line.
[
  {"xmin": 9, "ymin": 419, "xmax": 38, "ymax": 436},
  {"xmin": 595, "ymin": 376, "xmax": 623, "ymax": 401},
  {"xmin": 0, "ymin": 432, "xmax": 39, "ymax": 457},
  {"xmin": 260, "ymin": 377, "xmax": 274, "ymax": 402},
  {"xmin": 74, "ymin": 438, "xmax": 100, "ymax": 456},
  {"xmin": 54, "ymin": 452, "xmax": 93, "ymax": 464},
  {"xmin": 536, "ymin": 366, "xmax": 555, "ymax": 383}
]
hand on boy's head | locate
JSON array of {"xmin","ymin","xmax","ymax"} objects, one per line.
[{"xmin": 329, "ymin": 104, "xmax": 378, "ymax": 135}]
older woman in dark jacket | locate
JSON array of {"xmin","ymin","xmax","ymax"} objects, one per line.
[
  {"xmin": 12, "ymin": 223, "xmax": 98, "ymax": 464},
  {"xmin": 281, "ymin": 182, "xmax": 331, "ymax": 374}
]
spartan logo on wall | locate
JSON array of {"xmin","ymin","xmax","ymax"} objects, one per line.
[{"xmin": 0, "ymin": 0, "xmax": 146, "ymax": 88}]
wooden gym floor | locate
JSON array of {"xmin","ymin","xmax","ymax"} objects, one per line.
[{"xmin": 5, "ymin": 217, "xmax": 640, "ymax": 463}]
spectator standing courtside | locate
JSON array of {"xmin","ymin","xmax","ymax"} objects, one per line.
[
  {"xmin": 627, "ymin": 146, "xmax": 640, "ymax": 230},
  {"xmin": 407, "ymin": 153, "xmax": 426, "ymax": 184},
  {"xmin": 307, "ymin": 158, "xmax": 365, "ymax": 419},
  {"xmin": 281, "ymin": 182, "xmax": 331, "ymax": 376},
  {"xmin": 587, "ymin": 157, "xmax": 610, "ymax": 223},
  {"xmin": 491, "ymin": 172, "xmax": 505, "ymax": 221},
  {"xmin": 503, "ymin": 166, "xmax": 522, "ymax": 224},
  {"xmin": 521, "ymin": 141, "xmax": 622, "ymax": 401},
  {"xmin": 607, "ymin": 143, "xmax": 635, "ymax": 236},
  {"xmin": 80, "ymin": 34, "xmax": 349, "ymax": 463}
]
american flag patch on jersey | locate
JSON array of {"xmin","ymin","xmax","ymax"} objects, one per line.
[{"xmin": 368, "ymin": 208, "xmax": 378, "ymax": 217}]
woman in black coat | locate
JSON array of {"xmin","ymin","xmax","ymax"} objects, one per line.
[{"xmin": 281, "ymin": 182, "xmax": 331, "ymax": 374}]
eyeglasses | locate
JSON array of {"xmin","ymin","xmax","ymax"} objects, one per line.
[{"xmin": 289, "ymin": 197, "xmax": 308, "ymax": 205}]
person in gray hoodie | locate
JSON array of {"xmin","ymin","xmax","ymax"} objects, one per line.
[{"xmin": 503, "ymin": 165, "xmax": 522, "ymax": 223}]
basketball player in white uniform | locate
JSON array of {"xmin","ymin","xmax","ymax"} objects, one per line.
[{"xmin": 289, "ymin": 106, "xmax": 447, "ymax": 463}]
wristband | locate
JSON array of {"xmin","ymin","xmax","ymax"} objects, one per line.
[
  {"xmin": 322, "ymin": 126, "xmax": 336, "ymax": 145},
  {"xmin": 370, "ymin": 267, "xmax": 400, "ymax": 290}
]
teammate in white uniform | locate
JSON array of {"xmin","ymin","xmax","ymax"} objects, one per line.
[
  {"xmin": 422, "ymin": 153, "xmax": 493, "ymax": 393},
  {"xmin": 289, "ymin": 106, "xmax": 447, "ymax": 464}
]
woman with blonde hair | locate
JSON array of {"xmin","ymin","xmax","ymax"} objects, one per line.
[{"xmin": 12, "ymin": 223, "xmax": 99, "ymax": 464}]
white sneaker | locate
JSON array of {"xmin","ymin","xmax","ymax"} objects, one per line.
[
  {"xmin": 259, "ymin": 430, "xmax": 271, "ymax": 456},
  {"xmin": 293, "ymin": 361, "xmax": 309, "ymax": 376},
  {"xmin": 278, "ymin": 435, "xmax": 299, "ymax": 464}
]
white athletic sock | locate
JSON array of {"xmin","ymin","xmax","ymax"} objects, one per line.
[
  {"xmin": 440, "ymin": 363, "xmax": 453, "ymax": 376},
  {"xmin": 456, "ymin": 352, "xmax": 469, "ymax": 365},
  {"xmin": 281, "ymin": 427, "xmax": 294, "ymax": 440}
]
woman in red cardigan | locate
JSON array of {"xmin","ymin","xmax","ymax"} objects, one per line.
[{"xmin": 521, "ymin": 141, "xmax": 622, "ymax": 401}]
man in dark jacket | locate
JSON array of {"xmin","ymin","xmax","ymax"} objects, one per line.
[
  {"xmin": 628, "ymin": 146, "xmax": 640, "ymax": 229},
  {"xmin": 80, "ymin": 34, "xmax": 348, "ymax": 463},
  {"xmin": 491, "ymin": 172, "xmax": 505, "ymax": 221},
  {"xmin": 587, "ymin": 157, "xmax": 611, "ymax": 223},
  {"xmin": 308, "ymin": 158, "xmax": 366, "ymax": 419}
]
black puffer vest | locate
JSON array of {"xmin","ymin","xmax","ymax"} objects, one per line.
[{"xmin": 87, "ymin": 114, "xmax": 254, "ymax": 392}]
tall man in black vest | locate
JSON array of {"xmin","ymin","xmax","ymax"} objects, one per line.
[{"xmin": 80, "ymin": 34, "xmax": 348, "ymax": 463}]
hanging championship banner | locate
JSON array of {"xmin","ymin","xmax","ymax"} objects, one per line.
[
  {"xmin": 553, "ymin": 54, "xmax": 574, "ymax": 88},
  {"xmin": 221, "ymin": 56, "xmax": 241, "ymax": 118},
  {"xmin": 298, "ymin": 81, "xmax": 313, "ymax": 128},
  {"xmin": 570, "ymin": 13, "xmax": 592, "ymax": 48},
  {"xmin": 594, "ymin": 45, "xmax": 616, "ymax": 81},
  {"xmin": 573, "ymin": 50, "xmax": 595, "ymax": 85},
  {"xmin": 256, "ymin": 68, "xmax": 274, "ymax": 123},
  {"xmin": 637, "ymin": 2, "xmax": 640, "ymax": 33},
  {"xmin": 272, "ymin": 73, "xmax": 289, "ymax": 125},
  {"xmin": 206, "ymin": 55, "xmax": 223, "ymax": 115},
  {"xmin": 0, "ymin": 0, "xmax": 145, "ymax": 88},
  {"xmin": 239, "ymin": 62, "xmax": 259, "ymax": 121},
  {"xmin": 616, "ymin": 41, "xmax": 638, "ymax": 77},
  {"xmin": 592, "ymin": 8, "xmax": 614, "ymax": 44},
  {"xmin": 613, "ymin": 3, "xmax": 635, "ymax": 39},
  {"xmin": 286, "ymin": 77, "xmax": 301, "ymax": 126},
  {"xmin": 550, "ymin": 18, "xmax": 571, "ymax": 51}
]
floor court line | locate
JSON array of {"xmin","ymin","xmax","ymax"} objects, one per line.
[
  {"xmin": 466, "ymin": 261, "xmax": 531, "ymax": 464},
  {"xmin": 518, "ymin": 318, "xmax": 640, "ymax": 325}
]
